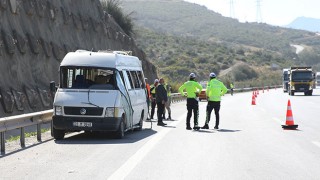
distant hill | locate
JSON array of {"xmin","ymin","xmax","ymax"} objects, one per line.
[
  {"xmin": 287, "ymin": 17, "xmax": 320, "ymax": 32},
  {"xmin": 121, "ymin": 0, "xmax": 320, "ymax": 87}
]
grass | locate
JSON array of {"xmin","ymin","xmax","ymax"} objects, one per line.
[{"xmin": 6, "ymin": 128, "xmax": 50, "ymax": 142}]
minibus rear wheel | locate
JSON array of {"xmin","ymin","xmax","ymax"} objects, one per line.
[
  {"xmin": 115, "ymin": 116, "xmax": 125, "ymax": 139},
  {"xmin": 136, "ymin": 111, "xmax": 144, "ymax": 131}
]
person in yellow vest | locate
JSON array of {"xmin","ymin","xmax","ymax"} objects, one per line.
[
  {"xmin": 163, "ymin": 82, "xmax": 172, "ymax": 120},
  {"xmin": 150, "ymin": 79, "xmax": 159, "ymax": 119},
  {"xmin": 230, "ymin": 82, "xmax": 234, "ymax": 96},
  {"xmin": 201, "ymin": 73, "xmax": 228, "ymax": 130},
  {"xmin": 179, "ymin": 73, "xmax": 203, "ymax": 130}
]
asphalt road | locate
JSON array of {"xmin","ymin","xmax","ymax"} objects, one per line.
[{"xmin": 1, "ymin": 88, "xmax": 320, "ymax": 180}]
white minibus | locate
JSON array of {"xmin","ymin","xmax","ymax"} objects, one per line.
[{"xmin": 52, "ymin": 50, "xmax": 148, "ymax": 139}]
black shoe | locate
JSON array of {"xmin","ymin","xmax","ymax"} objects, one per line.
[
  {"xmin": 193, "ymin": 126, "xmax": 200, "ymax": 130},
  {"xmin": 186, "ymin": 126, "xmax": 192, "ymax": 130},
  {"xmin": 157, "ymin": 122, "xmax": 167, "ymax": 126},
  {"xmin": 214, "ymin": 126, "xmax": 219, "ymax": 129},
  {"xmin": 201, "ymin": 124, "xmax": 209, "ymax": 129}
]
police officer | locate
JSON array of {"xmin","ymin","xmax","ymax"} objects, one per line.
[
  {"xmin": 179, "ymin": 73, "xmax": 203, "ymax": 130},
  {"xmin": 150, "ymin": 79, "xmax": 159, "ymax": 119},
  {"xmin": 230, "ymin": 82, "xmax": 234, "ymax": 96},
  {"xmin": 201, "ymin": 73, "xmax": 228, "ymax": 130}
]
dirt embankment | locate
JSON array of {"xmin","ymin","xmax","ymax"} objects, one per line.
[{"xmin": 0, "ymin": 0, "xmax": 157, "ymax": 117}]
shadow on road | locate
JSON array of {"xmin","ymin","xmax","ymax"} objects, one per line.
[
  {"xmin": 1, "ymin": 138, "xmax": 53, "ymax": 158},
  {"xmin": 55, "ymin": 128, "xmax": 157, "ymax": 145},
  {"xmin": 217, "ymin": 129, "xmax": 241, "ymax": 132}
]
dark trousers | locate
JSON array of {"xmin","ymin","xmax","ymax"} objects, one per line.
[
  {"xmin": 186, "ymin": 98, "xmax": 199, "ymax": 127},
  {"xmin": 205, "ymin": 101, "xmax": 221, "ymax": 127},
  {"xmin": 151, "ymin": 99, "xmax": 156, "ymax": 119},
  {"xmin": 157, "ymin": 102, "xmax": 165, "ymax": 123}
]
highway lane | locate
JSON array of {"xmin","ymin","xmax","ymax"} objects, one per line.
[{"xmin": 1, "ymin": 89, "xmax": 320, "ymax": 180}]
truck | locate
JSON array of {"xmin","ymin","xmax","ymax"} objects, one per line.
[
  {"xmin": 288, "ymin": 66, "xmax": 315, "ymax": 96},
  {"xmin": 282, "ymin": 68, "xmax": 289, "ymax": 92},
  {"xmin": 316, "ymin": 72, "xmax": 320, "ymax": 88}
]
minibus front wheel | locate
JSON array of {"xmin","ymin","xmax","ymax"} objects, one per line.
[{"xmin": 53, "ymin": 126, "xmax": 65, "ymax": 140}]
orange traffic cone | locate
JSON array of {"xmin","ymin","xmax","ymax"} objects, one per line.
[
  {"xmin": 282, "ymin": 100, "xmax": 298, "ymax": 130},
  {"xmin": 251, "ymin": 93, "xmax": 256, "ymax": 105}
]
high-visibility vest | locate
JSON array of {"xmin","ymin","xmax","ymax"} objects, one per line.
[
  {"xmin": 206, "ymin": 79, "xmax": 228, "ymax": 101},
  {"xmin": 150, "ymin": 84, "xmax": 157, "ymax": 97},
  {"xmin": 178, "ymin": 80, "xmax": 202, "ymax": 98}
]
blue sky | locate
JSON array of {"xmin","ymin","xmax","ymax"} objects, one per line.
[{"xmin": 183, "ymin": 0, "xmax": 320, "ymax": 26}]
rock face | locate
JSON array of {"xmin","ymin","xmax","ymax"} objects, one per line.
[{"xmin": 0, "ymin": 0, "xmax": 157, "ymax": 117}]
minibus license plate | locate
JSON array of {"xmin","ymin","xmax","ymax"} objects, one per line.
[{"xmin": 73, "ymin": 122, "xmax": 92, "ymax": 127}]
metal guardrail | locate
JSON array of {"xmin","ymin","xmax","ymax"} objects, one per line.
[
  {"xmin": 0, "ymin": 109, "xmax": 53, "ymax": 154},
  {"xmin": 0, "ymin": 85, "xmax": 281, "ymax": 154}
]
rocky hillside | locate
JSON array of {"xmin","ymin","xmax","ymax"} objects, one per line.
[{"xmin": 0, "ymin": 0, "xmax": 156, "ymax": 117}]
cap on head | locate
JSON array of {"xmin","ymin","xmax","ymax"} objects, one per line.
[
  {"xmin": 189, "ymin": 73, "xmax": 196, "ymax": 79},
  {"xmin": 209, "ymin": 72, "xmax": 216, "ymax": 78},
  {"xmin": 154, "ymin": 79, "xmax": 159, "ymax": 83}
]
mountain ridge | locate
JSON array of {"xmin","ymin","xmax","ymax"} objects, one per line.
[{"xmin": 287, "ymin": 16, "xmax": 320, "ymax": 32}]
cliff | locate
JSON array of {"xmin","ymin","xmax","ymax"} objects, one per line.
[{"xmin": 0, "ymin": 0, "xmax": 157, "ymax": 117}]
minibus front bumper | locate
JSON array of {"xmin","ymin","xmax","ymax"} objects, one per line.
[{"xmin": 53, "ymin": 116, "xmax": 122, "ymax": 131}]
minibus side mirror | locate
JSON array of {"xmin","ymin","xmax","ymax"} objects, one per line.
[{"xmin": 50, "ymin": 81, "xmax": 57, "ymax": 92}]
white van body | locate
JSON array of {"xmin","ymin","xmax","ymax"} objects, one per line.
[
  {"xmin": 52, "ymin": 50, "xmax": 148, "ymax": 139},
  {"xmin": 316, "ymin": 72, "xmax": 320, "ymax": 88}
]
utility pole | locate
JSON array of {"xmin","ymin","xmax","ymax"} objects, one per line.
[
  {"xmin": 256, "ymin": 0, "xmax": 263, "ymax": 23},
  {"xmin": 229, "ymin": 0, "xmax": 235, "ymax": 19}
]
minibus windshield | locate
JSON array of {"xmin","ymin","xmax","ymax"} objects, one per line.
[{"xmin": 60, "ymin": 66, "xmax": 116, "ymax": 90}]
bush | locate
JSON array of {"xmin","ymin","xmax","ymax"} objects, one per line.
[
  {"xmin": 101, "ymin": 0, "xmax": 134, "ymax": 36},
  {"xmin": 232, "ymin": 64, "xmax": 258, "ymax": 81}
]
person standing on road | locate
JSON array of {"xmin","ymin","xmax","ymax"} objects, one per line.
[
  {"xmin": 145, "ymin": 78, "xmax": 152, "ymax": 120},
  {"xmin": 179, "ymin": 73, "xmax": 203, "ymax": 130},
  {"xmin": 150, "ymin": 79, "xmax": 159, "ymax": 119},
  {"xmin": 156, "ymin": 78, "xmax": 168, "ymax": 126},
  {"xmin": 163, "ymin": 82, "xmax": 172, "ymax": 120},
  {"xmin": 230, "ymin": 82, "xmax": 234, "ymax": 96},
  {"xmin": 201, "ymin": 73, "xmax": 228, "ymax": 130}
]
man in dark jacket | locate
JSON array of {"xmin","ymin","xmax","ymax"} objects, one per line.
[{"xmin": 156, "ymin": 78, "xmax": 168, "ymax": 126}]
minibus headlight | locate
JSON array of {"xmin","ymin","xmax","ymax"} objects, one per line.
[
  {"xmin": 105, "ymin": 108, "xmax": 119, "ymax": 117},
  {"xmin": 55, "ymin": 106, "xmax": 62, "ymax": 116},
  {"xmin": 105, "ymin": 108, "xmax": 115, "ymax": 117}
]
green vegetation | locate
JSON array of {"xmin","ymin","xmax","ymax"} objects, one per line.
[
  {"xmin": 119, "ymin": 0, "xmax": 320, "ymax": 90},
  {"xmin": 7, "ymin": 128, "xmax": 50, "ymax": 142},
  {"xmin": 101, "ymin": 0, "xmax": 134, "ymax": 36}
]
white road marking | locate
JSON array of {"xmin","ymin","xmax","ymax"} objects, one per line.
[
  {"xmin": 272, "ymin": 117, "xmax": 283, "ymax": 125},
  {"xmin": 107, "ymin": 114, "xmax": 185, "ymax": 180},
  {"xmin": 312, "ymin": 141, "xmax": 320, "ymax": 148}
]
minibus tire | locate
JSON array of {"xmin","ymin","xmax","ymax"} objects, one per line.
[
  {"xmin": 136, "ymin": 111, "xmax": 144, "ymax": 131},
  {"xmin": 53, "ymin": 127, "xmax": 65, "ymax": 140},
  {"xmin": 115, "ymin": 117, "xmax": 125, "ymax": 139}
]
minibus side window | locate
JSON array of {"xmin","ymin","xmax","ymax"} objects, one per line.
[
  {"xmin": 137, "ymin": 71, "xmax": 145, "ymax": 88},
  {"xmin": 130, "ymin": 71, "xmax": 141, "ymax": 89},
  {"xmin": 122, "ymin": 70, "xmax": 133, "ymax": 90}
]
